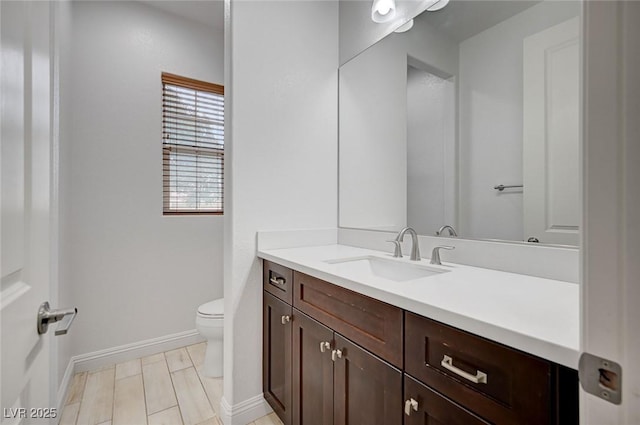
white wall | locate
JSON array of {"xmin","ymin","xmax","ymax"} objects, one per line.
[
  {"xmin": 339, "ymin": 18, "xmax": 458, "ymax": 231},
  {"xmin": 224, "ymin": 0, "xmax": 338, "ymax": 422},
  {"xmin": 59, "ymin": 1, "xmax": 224, "ymax": 359},
  {"xmin": 458, "ymin": 1, "xmax": 580, "ymax": 241},
  {"xmin": 339, "ymin": 38, "xmax": 407, "ymax": 230}
]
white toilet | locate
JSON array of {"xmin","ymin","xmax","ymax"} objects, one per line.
[{"xmin": 195, "ymin": 298, "xmax": 224, "ymax": 377}]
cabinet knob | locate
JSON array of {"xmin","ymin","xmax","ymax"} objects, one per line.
[
  {"xmin": 331, "ymin": 349, "xmax": 343, "ymax": 361},
  {"xmin": 280, "ymin": 315, "xmax": 291, "ymax": 325},
  {"xmin": 404, "ymin": 398, "xmax": 419, "ymax": 416},
  {"xmin": 319, "ymin": 341, "xmax": 331, "ymax": 353}
]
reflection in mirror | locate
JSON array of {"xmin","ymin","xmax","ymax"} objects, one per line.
[
  {"xmin": 407, "ymin": 60, "xmax": 456, "ymax": 236},
  {"xmin": 339, "ymin": 0, "xmax": 581, "ymax": 246}
]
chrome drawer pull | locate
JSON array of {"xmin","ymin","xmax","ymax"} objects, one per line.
[
  {"xmin": 281, "ymin": 315, "xmax": 291, "ymax": 325},
  {"xmin": 404, "ymin": 398, "xmax": 419, "ymax": 416},
  {"xmin": 269, "ymin": 276, "xmax": 286, "ymax": 286},
  {"xmin": 441, "ymin": 355, "xmax": 488, "ymax": 384},
  {"xmin": 320, "ymin": 341, "xmax": 331, "ymax": 353}
]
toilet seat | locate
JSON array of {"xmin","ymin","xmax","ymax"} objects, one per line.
[{"xmin": 197, "ymin": 298, "xmax": 224, "ymax": 318}]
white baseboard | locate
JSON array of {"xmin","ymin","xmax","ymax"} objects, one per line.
[
  {"xmin": 56, "ymin": 329, "xmax": 204, "ymax": 410},
  {"xmin": 73, "ymin": 329, "xmax": 204, "ymax": 373},
  {"xmin": 219, "ymin": 394, "xmax": 272, "ymax": 425}
]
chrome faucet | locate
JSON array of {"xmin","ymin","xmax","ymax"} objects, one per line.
[
  {"xmin": 436, "ymin": 225, "xmax": 458, "ymax": 237},
  {"xmin": 431, "ymin": 246, "xmax": 454, "ymax": 265},
  {"xmin": 395, "ymin": 227, "xmax": 421, "ymax": 261}
]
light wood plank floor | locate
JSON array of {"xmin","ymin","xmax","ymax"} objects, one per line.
[{"xmin": 60, "ymin": 342, "xmax": 283, "ymax": 425}]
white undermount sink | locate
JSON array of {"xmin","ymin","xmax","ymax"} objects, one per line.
[{"xmin": 324, "ymin": 255, "xmax": 447, "ymax": 282}]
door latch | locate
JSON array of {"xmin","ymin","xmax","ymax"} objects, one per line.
[
  {"xmin": 37, "ymin": 302, "xmax": 78, "ymax": 336},
  {"xmin": 578, "ymin": 352, "xmax": 622, "ymax": 405}
]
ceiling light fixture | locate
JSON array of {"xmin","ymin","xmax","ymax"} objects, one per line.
[
  {"xmin": 371, "ymin": 0, "xmax": 397, "ymax": 23},
  {"xmin": 426, "ymin": 0, "xmax": 450, "ymax": 12}
]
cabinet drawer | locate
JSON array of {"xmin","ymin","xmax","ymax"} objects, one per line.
[
  {"xmin": 293, "ymin": 272, "xmax": 403, "ymax": 368},
  {"xmin": 405, "ymin": 312, "xmax": 551, "ymax": 425},
  {"xmin": 263, "ymin": 260, "xmax": 293, "ymax": 304},
  {"xmin": 404, "ymin": 374, "xmax": 490, "ymax": 425}
]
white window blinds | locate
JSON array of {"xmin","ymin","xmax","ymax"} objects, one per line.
[{"xmin": 162, "ymin": 72, "xmax": 224, "ymax": 214}]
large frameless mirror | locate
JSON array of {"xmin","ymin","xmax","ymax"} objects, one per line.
[{"xmin": 339, "ymin": 0, "xmax": 581, "ymax": 246}]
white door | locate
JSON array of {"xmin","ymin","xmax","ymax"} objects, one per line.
[
  {"xmin": 1, "ymin": 2, "xmax": 54, "ymax": 423},
  {"xmin": 523, "ymin": 17, "xmax": 580, "ymax": 245},
  {"xmin": 581, "ymin": 1, "xmax": 640, "ymax": 423}
]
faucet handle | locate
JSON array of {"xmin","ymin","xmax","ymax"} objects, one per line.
[
  {"xmin": 387, "ymin": 240, "xmax": 403, "ymax": 258},
  {"xmin": 430, "ymin": 245, "xmax": 454, "ymax": 265}
]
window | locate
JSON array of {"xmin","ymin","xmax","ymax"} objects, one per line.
[{"xmin": 162, "ymin": 72, "xmax": 224, "ymax": 214}]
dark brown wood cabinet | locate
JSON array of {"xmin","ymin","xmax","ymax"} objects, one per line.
[
  {"xmin": 290, "ymin": 312, "xmax": 403, "ymax": 425},
  {"xmin": 293, "ymin": 271, "xmax": 403, "ymax": 368},
  {"xmin": 263, "ymin": 292, "xmax": 293, "ymax": 424},
  {"xmin": 405, "ymin": 311, "xmax": 552, "ymax": 425},
  {"xmin": 264, "ymin": 264, "xmax": 403, "ymax": 425},
  {"xmin": 404, "ymin": 312, "xmax": 578, "ymax": 425},
  {"xmin": 263, "ymin": 260, "xmax": 578, "ymax": 425},
  {"xmin": 333, "ymin": 334, "xmax": 402, "ymax": 425},
  {"xmin": 292, "ymin": 311, "xmax": 334, "ymax": 425},
  {"xmin": 404, "ymin": 374, "xmax": 490, "ymax": 425}
]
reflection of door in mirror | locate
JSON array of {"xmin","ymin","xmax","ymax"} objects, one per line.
[
  {"xmin": 407, "ymin": 63, "xmax": 456, "ymax": 236},
  {"xmin": 523, "ymin": 17, "xmax": 580, "ymax": 246}
]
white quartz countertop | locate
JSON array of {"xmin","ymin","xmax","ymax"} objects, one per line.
[{"xmin": 258, "ymin": 244, "xmax": 580, "ymax": 369}]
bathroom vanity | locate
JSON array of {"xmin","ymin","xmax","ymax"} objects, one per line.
[{"xmin": 259, "ymin": 245, "xmax": 579, "ymax": 425}]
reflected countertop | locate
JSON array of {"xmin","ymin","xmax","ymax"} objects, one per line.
[{"xmin": 258, "ymin": 244, "xmax": 580, "ymax": 369}]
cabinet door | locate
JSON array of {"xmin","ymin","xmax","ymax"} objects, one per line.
[
  {"xmin": 293, "ymin": 311, "xmax": 334, "ymax": 425},
  {"xmin": 404, "ymin": 375, "xmax": 490, "ymax": 425},
  {"xmin": 333, "ymin": 334, "xmax": 403, "ymax": 425},
  {"xmin": 263, "ymin": 292, "xmax": 293, "ymax": 425}
]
